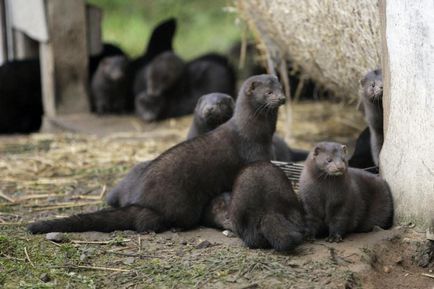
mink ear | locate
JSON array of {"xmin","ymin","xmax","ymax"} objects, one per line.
[
  {"xmin": 247, "ymin": 80, "xmax": 258, "ymax": 95},
  {"xmin": 341, "ymin": 145, "xmax": 347, "ymax": 155},
  {"xmin": 360, "ymin": 77, "xmax": 366, "ymax": 86},
  {"xmin": 313, "ymin": 146, "xmax": 320, "ymax": 156}
]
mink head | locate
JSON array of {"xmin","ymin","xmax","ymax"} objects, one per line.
[
  {"xmin": 145, "ymin": 51, "xmax": 184, "ymax": 98},
  {"xmin": 311, "ymin": 142, "xmax": 348, "ymax": 176},
  {"xmin": 240, "ymin": 74, "xmax": 286, "ymax": 111},
  {"xmin": 361, "ymin": 69, "xmax": 383, "ymax": 102},
  {"xmin": 101, "ymin": 56, "xmax": 128, "ymax": 81},
  {"xmin": 195, "ymin": 93, "xmax": 234, "ymax": 128}
]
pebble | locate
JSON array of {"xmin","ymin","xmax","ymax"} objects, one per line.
[
  {"xmin": 40, "ymin": 273, "xmax": 50, "ymax": 283},
  {"xmin": 46, "ymin": 232, "xmax": 67, "ymax": 243},
  {"xmin": 383, "ymin": 266, "xmax": 391, "ymax": 273},
  {"xmin": 123, "ymin": 257, "xmax": 135, "ymax": 265},
  {"xmin": 222, "ymin": 230, "xmax": 235, "ymax": 238},
  {"xmin": 195, "ymin": 240, "xmax": 211, "ymax": 249}
]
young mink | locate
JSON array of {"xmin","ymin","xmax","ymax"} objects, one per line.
[
  {"xmin": 230, "ymin": 162, "xmax": 305, "ymax": 251},
  {"xmin": 28, "ymin": 74, "xmax": 286, "ymax": 234},
  {"xmin": 299, "ymin": 142, "xmax": 393, "ymax": 242},
  {"xmin": 360, "ymin": 69, "xmax": 383, "ymax": 166},
  {"xmin": 91, "ymin": 56, "xmax": 132, "ymax": 114},
  {"xmin": 186, "ymin": 92, "xmax": 308, "ymax": 162},
  {"xmin": 134, "ymin": 52, "xmax": 185, "ymax": 121},
  {"xmin": 135, "ymin": 51, "xmax": 236, "ymax": 122}
]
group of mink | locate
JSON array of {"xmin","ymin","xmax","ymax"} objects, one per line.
[
  {"xmin": 7, "ymin": 17, "xmax": 393, "ymax": 252},
  {"xmin": 28, "ymin": 69, "xmax": 393, "ymax": 252}
]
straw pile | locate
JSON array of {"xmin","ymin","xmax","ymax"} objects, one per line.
[{"xmin": 236, "ymin": 0, "xmax": 381, "ymax": 101}]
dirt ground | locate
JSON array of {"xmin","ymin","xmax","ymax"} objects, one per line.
[{"xmin": 1, "ymin": 101, "xmax": 433, "ymax": 288}]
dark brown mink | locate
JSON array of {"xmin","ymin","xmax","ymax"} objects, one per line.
[
  {"xmin": 91, "ymin": 55, "xmax": 132, "ymax": 114},
  {"xmin": 360, "ymin": 69, "xmax": 383, "ymax": 166},
  {"xmin": 134, "ymin": 52, "xmax": 185, "ymax": 121},
  {"xmin": 27, "ymin": 74, "xmax": 286, "ymax": 234},
  {"xmin": 229, "ymin": 161, "xmax": 305, "ymax": 251},
  {"xmin": 298, "ymin": 142, "xmax": 393, "ymax": 242},
  {"xmin": 135, "ymin": 51, "xmax": 236, "ymax": 122}
]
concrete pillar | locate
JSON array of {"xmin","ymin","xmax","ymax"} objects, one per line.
[{"xmin": 380, "ymin": 0, "xmax": 434, "ymax": 230}]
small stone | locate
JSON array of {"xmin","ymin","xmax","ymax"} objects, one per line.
[
  {"xmin": 429, "ymin": 269, "xmax": 432, "ymax": 273},
  {"xmin": 383, "ymin": 266, "xmax": 391, "ymax": 273},
  {"xmin": 79, "ymin": 254, "xmax": 87, "ymax": 262},
  {"xmin": 372, "ymin": 225, "xmax": 384, "ymax": 232},
  {"xmin": 395, "ymin": 256, "xmax": 404, "ymax": 265},
  {"xmin": 402, "ymin": 238, "xmax": 412, "ymax": 244},
  {"xmin": 46, "ymin": 232, "xmax": 67, "ymax": 243},
  {"xmin": 180, "ymin": 240, "xmax": 187, "ymax": 245},
  {"xmin": 195, "ymin": 240, "xmax": 211, "ymax": 249},
  {"xmin": 123, "ymin": 257, "xmax": 135, "ymax": 265},
  {"xmin": 40, "ymin": 273, "xmax": 50, "ymax": 283},
  {"xmin": 222, "ymin": 230, "xmax": 235, "ymax": 238}
]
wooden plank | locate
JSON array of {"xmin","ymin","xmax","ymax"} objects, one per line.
[
  {"xmin": 0, "ymin": 0, "xmax": 6, "ymax": 64},
  {"xmin": 380, "ymin": 0, "xmax": 434, "ymax": 228},
  {"xmin": 40, "ymin": 0, "xmax": 89, "ymax": 121}
]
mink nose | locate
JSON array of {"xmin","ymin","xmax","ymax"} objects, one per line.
[
  {"xmin": 204, "ymin": 106, "xmax": 216, "ymax": 115},
  {"xmin": 276, "ymin": 95, "xmax": 286, "ymax": 104},
  {"xmin": 336, "ymin": 162, "xmax": 346, "ymax": 172}
]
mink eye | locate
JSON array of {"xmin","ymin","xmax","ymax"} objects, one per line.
[
  {"xmin": 327, "ymin": 158, "xmax": 332, "ymax": 163},
  {"xmin": 266, "ymin": 91, "xmax": 272, "ymax": 95}
]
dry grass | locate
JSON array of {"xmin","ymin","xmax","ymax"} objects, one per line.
[{"xmin": 236, "ymin": 0, "xmax": 381, "ymax": 101}]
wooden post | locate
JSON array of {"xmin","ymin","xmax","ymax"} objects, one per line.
[
  {"xmin": 380, "ymin": 0, "xmax": 434, "ymax": 231},
  {"xmin": 86, "ymin": 4, "xmax": 102, "ymax": 56},
  {"xmin": 0, "ymin": 0, "xmax": 6, "ymax": 64},
  {"xmin": 40, "ymin": 0, "xmax": 89, "ymax": 121}
]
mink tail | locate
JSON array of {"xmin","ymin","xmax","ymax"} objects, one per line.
[
  {"xmin": 27, "ymin": 205, "xmax": 166, "ymax": 234},
  {"xmin": 260, "ymin": 213, "xmax": 304, "ymax": 251}
]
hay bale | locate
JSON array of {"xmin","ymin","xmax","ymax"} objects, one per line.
[{"xmin": 236, "ymin": 0, "xmax": 381, "ymax": 101}]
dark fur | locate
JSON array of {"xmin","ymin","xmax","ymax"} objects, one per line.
[
  {"xmin": 27, "ymin": 74, "xmax": 286, "ymax": 234},
  {"xmin": 229, "ymin": 162, "xmax": 305, "ymax": 251},
  {"xmin": 89, "ymin": 43, "xmax": 126, "ymax": 81},
  {"xmin": 186, "ymin": 92, "xmax": 307, "ymax": 162},
  {"xmin": 135, "ymin": 52, "xmax": 236, "ymax": 122},
  {"xmin": 348, "ymin": 127, "xmax": 377, "ymax": 171},
  {"xmin": 187, "ymin": 93, "xmax": 234, "ymax": 139},
  {"xmin": 91, "ymin": 56, "xmax": 132, "ymax": 114},
  {"xmin": 201, "ymin": 192, "xmax": 233, "ymax": 230},
  {"xmin": 272, "ymin": 135, "xmax": 309, "ymax": 162},
  {"xmin": 360, "ymin": 69, "xmax": 383, "ymax": 166},
  {"xmin": 129, "ymin": 18, "xmax": 177, "ymax": 76},
  {"xmin": 0, "ymin": 59, "xmax": 43, "ymax": 134},
  {"xmin": 299, "ymin": 142, "xmax": 394, "ymax": 242}
]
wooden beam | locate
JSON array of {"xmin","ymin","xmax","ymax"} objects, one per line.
[
  {"xmin": 0, "ymin": 0, "xmax": 6, "ymax": 64},
  {"xmin": 380, "ymin": 0, "xmax": 434, "ymax": 229},
  {"xmin": 40, "ymin": 0, "xmax": 89, "ymax": 120}
]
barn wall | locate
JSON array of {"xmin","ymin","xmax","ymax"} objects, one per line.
[{"xmin": 380, "ymin": 0, "xmax": 434, "ymax": 229}]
